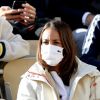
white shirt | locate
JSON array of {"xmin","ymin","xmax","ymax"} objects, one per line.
[{"xmin": 51, "ymin": 71, "xmax": 70, "ymax": 100}]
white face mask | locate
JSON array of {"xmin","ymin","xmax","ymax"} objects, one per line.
[{"xmin": 41, "ymin": 44, "xmax": 63, "ymax": 66}]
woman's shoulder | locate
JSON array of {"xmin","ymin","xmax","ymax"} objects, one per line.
[
  {"xmin": 76, "ymin": 57, "xmax": 100, "ymax": 77},
  {"xmin": 28, "ymin": 62, "xmax": 44, "ymax": 72},
  {"xmin": 21, "ymin": 62, "xmax": 45, "ymax": 79}
]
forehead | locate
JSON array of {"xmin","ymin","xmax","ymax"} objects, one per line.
[{"xmin": 42, "ymin": 28, "xmax": 60, "ymax": 40}]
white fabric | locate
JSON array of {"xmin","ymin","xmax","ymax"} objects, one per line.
[
  {"xmin": 51, "ymin": 71, "xmax": 69, "ymax": 100},
  {"xmin": 41, "ymin": 44, "xmax": 63, "ymax": 66},
  {"xmin": 0, "ymin": 17, "xmax": 29, "ymax": 61}
]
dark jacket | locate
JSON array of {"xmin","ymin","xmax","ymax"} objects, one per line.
[{"xmin": 81, "ymin": 15, "xmax": 100, "ymax": 70}]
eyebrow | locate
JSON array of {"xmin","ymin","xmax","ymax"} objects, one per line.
[
  {"xmin": 53, "ymin": 39, "xmax": 61, "ymax": 42},
  {"xmin": 42, "ymin": 38, "xmax": 61, "ymax": 41}
]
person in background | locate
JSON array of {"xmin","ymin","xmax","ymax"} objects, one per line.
[
  {"xmin": 46, "ymin": 0, "xmax": 100, "ymax": 30},
  {"xmin": 17, "ymin": 19, "xmax": 100, "ymax": 100},
  {"xmin": 81, "ymin": 14, "xmax": 100, "ymax": 71},
  {"xmin": 0, "ymin": 16, "xmax": 29, "ymax": 61},
  {"xmin": 1, "ymin": 0, "xmax": 100, "ymax": 38},
  {"xmin": 0, "ymin": 0, "xmax": 98, "ymax": 40},
  {"xmin": 0, "ymin": 0, "xmax": 37, "ymax": 40}
]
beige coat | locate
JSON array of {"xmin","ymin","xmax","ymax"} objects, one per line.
[{"xmin": 17, "ymin": 58, "xmax": 100, "ymax": 100}]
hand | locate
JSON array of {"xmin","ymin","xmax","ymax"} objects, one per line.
[
  {"xmin": 0, "ymin": 6, "xmax": 23, "ymax": 21},
  {"xmin": 86, "ymin": 14, "xmax": 95, "ymax": 26},
  {"xmin": 20, "ymin": 3, "xmax": 36, "ymax": 25}
]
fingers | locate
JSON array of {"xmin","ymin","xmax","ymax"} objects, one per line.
[
  {"xmin": 0, "ymin": 8, "xmax": 23, "ymax": 20},
  {"xmin": 6, "ymin": 15, "xmax": 21, "ymax": 20},
  {"xmin": 0, "ymin": 6, "xmax": 11, "ymax": 10},
  {"xmin": 0, "ymin": 4, "xmax": 36, "ymax": 23},
  {"xmin": 21, "ymin": 3, "xmax": 36, "ymax": 23},
  {"xmin": 22, "ymin": 3, "xmax": 36, "ymax": 12},
  {"xmin": 4, "ymin": 9, "xmax": 22, "ymax": 15},
  {"xmin": 19, "ymin": 14, "xmax": 34, "ymax": 23}
]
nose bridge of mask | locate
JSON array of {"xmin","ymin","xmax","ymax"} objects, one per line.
[
  {"xmin": 48, "ymin": 45, "xmax": 58, "ymax": 54},
  {"xmin": 41, "ymin": 44, "xmax": 52, "ymax": 54},
  {"xmin": 47, "ymin": 45, "xmax": 53, "ymax": 56},
  {"xmin": 41, "ymin": 44, "xmax": 63, "ymax": 54}
]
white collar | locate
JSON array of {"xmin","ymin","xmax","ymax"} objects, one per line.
[{"xmin": 50, "ymin": 71, "xmax": 69, "ymax": 100}]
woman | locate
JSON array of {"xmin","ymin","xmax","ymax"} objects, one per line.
[{"xmin": 17, "ymin": 19, "xmax": 100, "ymax": 100}]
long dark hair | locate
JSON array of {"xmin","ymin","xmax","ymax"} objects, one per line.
[{"xmin": 37, "ymin": 19, "xmax": 78, "ymax": 86}]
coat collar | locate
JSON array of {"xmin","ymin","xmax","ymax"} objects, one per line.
[
  {"xmin": 22, "ymin": 62, "xmax": 50, "ymax": 84},
  {"xmin": 76, "ymin": 57, "xmax": 100, "ymax": 77},
  {"xmin": 21, "ymin": 62, "xmax": 60, "ymax": 99}
]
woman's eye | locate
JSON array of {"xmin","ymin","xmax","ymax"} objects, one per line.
[
  {"xmin": 54, "ymin": 42, "xmax": 60, "ymax": 45},
  {"xmin": 42, "ymin": 41, "xmax": 48, "ymax": 44},
  {"xmin": 53, "ymin": 41, "xmax": 62, "ymax": 46}
]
